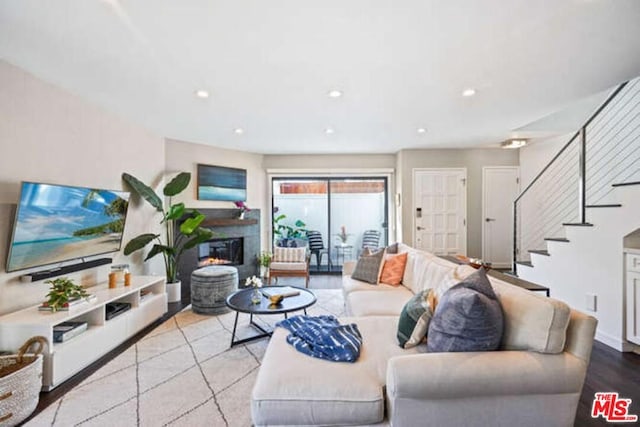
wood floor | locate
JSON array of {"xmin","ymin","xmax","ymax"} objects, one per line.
[{"xmin": 24, "ymin": 275, "xmax": 640, "ymax": 426}]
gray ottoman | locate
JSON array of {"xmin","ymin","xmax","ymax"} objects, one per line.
[{"xmin": 191, "ymin": 266, "xmax": 238, "ymax": 315}]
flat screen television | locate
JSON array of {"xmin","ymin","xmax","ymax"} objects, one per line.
[
  {"xmin": 6, "ymin": 182, "xmax": 130, "ymax": 272},
  {"xmin": 197, "ymin": 164, "xmax": 247, "ymax": 201}
]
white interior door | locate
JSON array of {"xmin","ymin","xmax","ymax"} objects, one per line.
[
  {"xmin": 482, "ymin": 167, "xmax": 520, "ymax": 268},
  {"xmin": 413, "ymin": 169, "xmax": 466, "ymax": 255}
]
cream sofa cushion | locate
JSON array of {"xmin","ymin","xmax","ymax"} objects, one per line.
[
  {"xmin": 347, "ymin": 287, "xmax": 414, "ymax": 317},
  {"xmin": 251, "ymin": 316, "xmax": 422, "ymax": 426},
  {"xmin": 342, "ymin": 274, "xmax": 401, "ymax": 296},
  {"xmin": 492, "ymin": 279, "xmax": 571, "ymax": 353}
]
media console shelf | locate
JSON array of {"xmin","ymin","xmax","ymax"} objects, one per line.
[{"xmin": 0, "ymin": 276, "xmax": 167, "ymax": 391}]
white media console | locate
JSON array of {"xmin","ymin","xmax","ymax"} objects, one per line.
[{"xmin": 0, "ymin": 276, "xmax": 167, "ymax": 390}]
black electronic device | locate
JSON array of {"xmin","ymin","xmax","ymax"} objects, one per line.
[{"xmin": 105, "ymin": 302, "xmax": 131, "ymax": 320}]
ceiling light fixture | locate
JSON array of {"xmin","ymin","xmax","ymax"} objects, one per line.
[
  {"xmin": 462, "ymin": 88, "xmax": 476, "ymax": 97},
  {"xmin": 328, "ymin": 90, "xmax": 343, "ymax": 98},
  {"xmin": 501, "ymin": 139, "xmax": 527, "ymax": 149},
  {"xmin": 234, "ymin": 128, "xmax": 244, "ymax": 135},
  {"xmin": 194, "ymin": 90, "xmax": 209, "ymax": 99},
  {"xmin": 325, "ymin": 128, "xmax": 335, "ymax": 135},
  {"xmin": 417, "ymin": 128, "xmax": 427, "ymax": 134}
]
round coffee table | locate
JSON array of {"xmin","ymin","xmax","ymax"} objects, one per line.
[{"xmin": 225, "ymin": 286, "xmax": 317, "ymax": 347}]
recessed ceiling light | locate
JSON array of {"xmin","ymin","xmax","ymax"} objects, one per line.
[
  {"xmin": 327, "ymin": 90, "xmax": 343, "ymax": 98},
  {"xmin": 234, "ymin": 128, "xmax": 244, "ymax": 135},
  {"xmin": 501, "ymin": 139, "xmax": 527, "ymax": 149},
  {"xmin": 462, "ymin": 88, "xmax": 476, "ymax": 97},
  {"xmin": 194, "ymin": 90, "xmax": 209, "ymax": 99},
  {"xmin": 417, "ymin": 128, "xmax": 427, "ymax": 134},
  {"xmin": 325, "ymin": 128, "xmax": 335, "ymax": 134}
]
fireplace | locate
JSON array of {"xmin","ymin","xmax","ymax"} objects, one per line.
[
  {"xmin": 198, "ymin": 237, "xmax": 244, "ymax": 267},
  {"xmin": 175, "ymin": 208, "xmax": 261, "ymax": 296}
]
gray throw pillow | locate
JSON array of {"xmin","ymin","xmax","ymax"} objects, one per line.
[
  {"xmin": 427, "ymin": 268, "xmax": 504, "ymax": 352},
  {"xmin": 351, "ymin": 249, "xmax": 385, "ymax": 284},
  {"xmin": 397, "ymin": 289, "xmax": 434, "ymax": 348},
  {"xmin": 386, "ymin": 243, "xmax": 399, "ymax": 254}
]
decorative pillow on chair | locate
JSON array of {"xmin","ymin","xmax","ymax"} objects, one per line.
[
  {"xmin": 427, "ymin": 268, "xmax": 504, "ymax": 353},
  {"xmin": 380, "ymin": 252, "xmax": 408, "ymax": 286},
  {"xmin": 351, "ymin": 248, "xmax": 386, "ymax": 284},
  {"xmin": 397, "ymin": 288, "xmax": 437, "ymax": 348}
]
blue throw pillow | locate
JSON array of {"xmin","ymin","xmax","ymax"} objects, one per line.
[{"xmin": 427, "ymin": 268, "xmax": 504, "ymax": 352}]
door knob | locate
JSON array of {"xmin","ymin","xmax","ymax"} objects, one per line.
[
  {"xmin": 485, "ymin": 218, "xmax": 496, "ymax": 222},
  {"xmin": 417, "ymin": 226, "xmax": 425, "ymax": 230}
]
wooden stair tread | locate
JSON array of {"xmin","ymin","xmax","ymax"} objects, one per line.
[
  {"xmin": 515, "ymin": 261, "xmax": 533, "ymax": 267},
  {"xmin": 586, "ymin": 204, "xmax": 622, "ymax": 208},
  {"xmin": 528, "ymin": 249, "xmax": 550, "ymax": 256},
  {"xmin": 562, "ymin": 222, "xmax": 594, "ymax": 226},
  {"xmin": 544, "ymin": 237, "xmax": 569, "ymax": 242}
]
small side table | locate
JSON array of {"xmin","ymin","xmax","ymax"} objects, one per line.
[
  {"xmin": 225, "ymin": 286, "xmax": 317, "ymax": 347},
  {"xmin": 334, "ymin": 244, "xmax": 353, "ymax": 266}
]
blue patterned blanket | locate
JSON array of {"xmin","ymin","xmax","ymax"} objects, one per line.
[{"xmin": 276, "ymin": 315, "xmax": 362, "ymax": 362}]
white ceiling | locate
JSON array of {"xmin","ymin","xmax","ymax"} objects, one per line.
[{"xmin": 1, "ymin": 0, "xmax": 640, "ymax": 154}]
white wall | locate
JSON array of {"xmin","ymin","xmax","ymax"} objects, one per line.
[
  {"xmin": 164, "ymin": 138, "xmax": 268, "ymax": 250},
  {"xmin": 519, "ymin": 134, "xmax": 571, "ymax": 188},
  {"xmin": 0, "ymin": 61, "xmax": 165, "ymax": 315},
  {"xmin": 263, "ymin": 154, "xmax": 396, "ymax": 170}
]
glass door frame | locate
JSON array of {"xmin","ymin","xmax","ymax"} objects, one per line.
[{"xmin": 269, "ymin": 173, "xmax": 393, "ymax": 274}]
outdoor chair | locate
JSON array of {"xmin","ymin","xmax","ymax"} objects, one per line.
[
  {"xmin": 361, "ymin": 230, "xmax": 381, "ymax": 252},
  {"xmin": 307, "ymin": 230, "xmax": 328, "ymax": 269}
]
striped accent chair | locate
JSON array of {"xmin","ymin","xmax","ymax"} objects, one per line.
[
  {"xmin": 268, "ymin": 247, "xmax": 310, "ymax": 287},
  {"xmin": 307, "ymin": 230, "xmax": 328, "ymax": 269},
  {"xmin": 361, "ymin": 230, "xmax": 381, "ymax": 251}
]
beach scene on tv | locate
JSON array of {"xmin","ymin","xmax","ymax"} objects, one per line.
[{"xmin": 7, "ymin": 183, "xmax": 130, "ymax": 272}]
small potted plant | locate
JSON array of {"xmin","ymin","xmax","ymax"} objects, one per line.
[
  {"xmin": 273, "ymin": 214, "xmax": 307, "ymax": 247},
  {"xmin": 337, "ymin": 225, "xmax": 351, "ymax": 245},
  {"xmin": 234, "ymin": 201, "xmax": 251, "ymax": 219},
  {"xmin": 257, "ymin": 251, "xmax": 272, "ymax": 280},
  {"xmin": 42, "ymin": 277, "xmax": 91, "ymax": 312}
]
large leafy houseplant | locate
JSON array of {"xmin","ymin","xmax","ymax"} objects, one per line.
[{"xmin": 122, "ymin": 172, "xmax": 213, "ymax": 284}]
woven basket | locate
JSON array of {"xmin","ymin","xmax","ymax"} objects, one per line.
[{"xmin": 0, "ymin": 336, "xmax": 47, "ymax": 427}]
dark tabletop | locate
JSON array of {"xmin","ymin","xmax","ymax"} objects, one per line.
[{"xmin": 225, "ymin": 286, "xmax": 317, "ymax": 314}]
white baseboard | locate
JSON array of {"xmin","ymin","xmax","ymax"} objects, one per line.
[{"xmin": 595, "ymin": 330, "xmax": 638, "ymax": 352}]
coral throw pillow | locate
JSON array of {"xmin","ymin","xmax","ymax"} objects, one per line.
[{"xmin": 380, "ymin": 252, "xmax": 408, "ymax": 286}]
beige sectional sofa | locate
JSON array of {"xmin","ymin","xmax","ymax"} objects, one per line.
[{"xmin": 252, "ymin": 244, "xmax": 597, "ymax": 427}]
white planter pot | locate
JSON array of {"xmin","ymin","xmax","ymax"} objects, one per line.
[{"xmin": 166, "ymin": 280, "xmax": 181, "ymax": 303}]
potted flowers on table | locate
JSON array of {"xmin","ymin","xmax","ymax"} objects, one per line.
[
  {"xmin": 337, "ymin": 225, "xmax": 351, "ymax": 245},
  {"xmin": 246, "ymin": 275, "xmax": 263, "ymax": 304},
  {"xmin": 234, "ymin": 201, "xmax": 250, "ymax": 219}
]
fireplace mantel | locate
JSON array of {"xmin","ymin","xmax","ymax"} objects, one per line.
[{"xmin": 201, "ymin": 218, "xmax": 258, "ymax": 227}]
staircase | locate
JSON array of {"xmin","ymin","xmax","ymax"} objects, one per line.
[{"xmin": 513, "ymin": 76, "xmax": 640, "ymax": 352}]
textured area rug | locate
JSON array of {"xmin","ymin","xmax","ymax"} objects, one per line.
[{"xmin": 27, "ymin": 289, "xmax": 345, "ymax": 427}]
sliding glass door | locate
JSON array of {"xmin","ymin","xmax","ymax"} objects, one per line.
[{"xmin": 272, "ymin": 177, "xmax": 388, "ymax": 273}]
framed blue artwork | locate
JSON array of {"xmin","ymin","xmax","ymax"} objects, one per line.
[{"xmin": 197, "ymin": 164, "xmax": 247, "ymax": 201}]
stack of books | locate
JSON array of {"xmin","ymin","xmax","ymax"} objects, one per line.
[
  {"xmin": 261, "ymin": 286, "xmax": 301, "ymax": 299},
  {"xmin": 39, "ymin": 295, "xmax": 97, "ymax": 311},
  {"xmin": 53, "ymin": 321, "xmax": 88, "ymax": 343}
]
